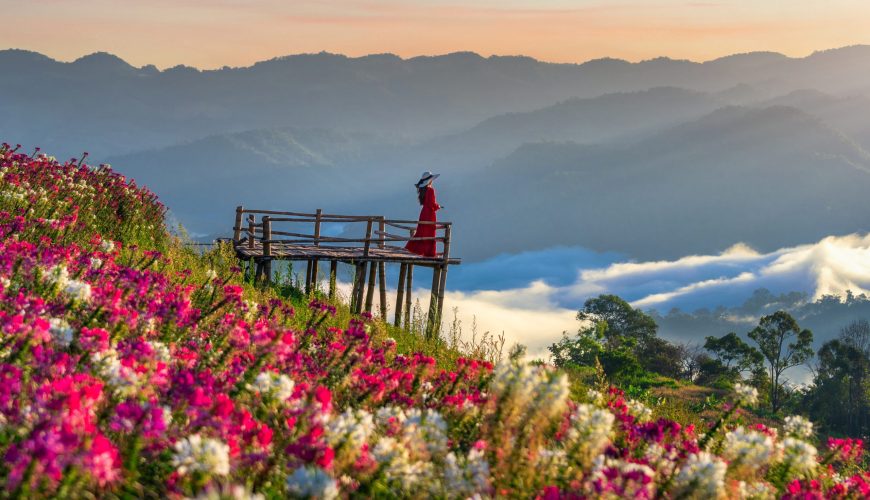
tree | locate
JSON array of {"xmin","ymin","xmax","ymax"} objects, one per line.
[
  {"xmin": 636, "ymin": 337, "xmax": 685, "ymax": 379},
  {"xmin": 704, "ymin": 332, "xmax": 763, "ymax": 375},
  {"xmin": 747, "ymin": 311, "xmax": 814, "ymax": 413},
  {"xmin": 807, "ymin": 320, "xmax": 870, "ymax": 436},
  {"xmin": 548, "ymin": 329, "xmax": 602, "ymax": 368},
  {"xmin": 577, "ymin": 295, "xmax": 658, "ymax": 350}
]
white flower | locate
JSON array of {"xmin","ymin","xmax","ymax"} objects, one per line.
[
  {"xmin": 252, "ymin": 371, "xmax": 295, "ymax": 402},
  {"xmin": 402, "ymin": 408, "xmax": 448, "ymax": 457},
  {"xmin": 205, "ymin": 269, "xmax": 218, "ymax": 281},
  {"xmin": 0, "ymin": 277, "xmax": 10, "ymax": 290},
  {"xmin": 783, "ymin": 415, "xmax": 814, "ymax": 439},
  {"xmin": 64, "ymin": 279, "xmax": 92, "ymax": 302},
  {"xmin": 100, "ymin": 240, "xmax": 115, "ymax": 253},
  {"xmin": 171, "ymin": 434, "xmax": 230, "ymax": 477},
  {"xmin": 564, "ymin": 403, "xmax": 615, "ymax": 466},
  {"xmin": 673, "ymin": 452, "xmax": 727, "ymax": 499},
  {"xmin": 737, "ymin": 480, "xmax": 775, "ymax": 500},
  {"xmin": 490, "ymin": 360, "xmax": 570, "ymax": 423},
  {"xmin": 93, "ymin": 349, "xmax": 141, "ymax": 398},
  {"xmin": 44, "ymin": 265, "xmax": 70, "ymax": 288},
  {"xmin": 48, "ymin": 318, "xmax": 74, "ymax": 347},
  {"xmin": 734, "ymin": 383, "xmax": 758, "ymax": 406},
  {"xmin": 286, "ymin": 467, "xmax": 339, "ymax": 500},
  {"xmin": 375, "ymin": 406, "xmax": 407, "ymax": 428},
  {"xmin": 587, "ymin": 389, "xmax": 605, "ymax": 406},
  {"xmin": 244, "ymin": 300, "xmax": 259, "ymax": 321},
  {"xmin": 444, "ymin": 448, "xmax": 491, "ymax": 497},
  {"xmin": 780, "ymin": 438, "xmax": 817, "ymax": 477},
  {"xmin": 722, "ymin": 427, "xmax": 774, "ymax": 473},
  {"xmin": 192, "ymin": 483, "xmax": 264, "ymax": 500},
  {"xmin": 626, "ymin": 399, "xmax": 653, "ymax": 422},
  {"xmin": 148, "ymin": 341, "xmax": 171, "ymax": 362},
  {"xmin": 325, "ymin": 409, "xmax": 375, "ymax": 451},
  {"xmin": 90, "ymin": 257, "xmax": 103, "ymax": 269}
]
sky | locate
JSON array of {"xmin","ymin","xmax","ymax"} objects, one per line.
[{"xmin": 2, "ymin": 0, "xmax": 870, "ymax": 69}]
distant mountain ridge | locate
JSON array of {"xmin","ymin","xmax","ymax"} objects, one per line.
[
  {"xmin": 3, "ymin": 45, "xmax": 870, "ymax": 160},
  {"xmin": 6, "ymin": 45, "xmax": 870, "ymax": 263},
  {"xmin": 453, "ymin": 105, "xmax": 870, "ymax": 259}
]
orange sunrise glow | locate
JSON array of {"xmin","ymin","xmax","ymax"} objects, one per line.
[{"xmin": 3, "ymin": 0, "xmax": 870, "ymax": 67}]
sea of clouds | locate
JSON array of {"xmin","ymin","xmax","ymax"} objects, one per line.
[{"xmin": 434, "ymin": 233, "xmax": 870, "ymax": 358}]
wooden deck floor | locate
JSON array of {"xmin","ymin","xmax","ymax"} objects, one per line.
[{"xmin": 234, "ymin": 239, "xmax": 461, "ymax": 266}]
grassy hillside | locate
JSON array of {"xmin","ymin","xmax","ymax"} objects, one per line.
[{"xmin": 0, "ymin": 144, "xmax": 867, "ymax": 498}]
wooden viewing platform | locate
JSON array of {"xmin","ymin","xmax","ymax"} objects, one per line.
[{"xmin": 231, "ymin": 207, "xmax": 460, "ymax": 337}]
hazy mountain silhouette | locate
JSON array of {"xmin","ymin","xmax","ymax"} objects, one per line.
[
  {"xmin": 416, "ymin": 87, "xmax": 726, "ymax": 171},
  {"xmin": 452, "ymin": 105, "xmax": 870, "ymax": 259},
  {"xmin": 4, "ymin": 46, "xmax": 870, "ymax": 161},
  {"xmin": 6, "ymin": 46, "xmax": 870, "ymax": 263},
  {"xmin": 107, "ymin": 127, "xmax": 402, "ymax": 232}
]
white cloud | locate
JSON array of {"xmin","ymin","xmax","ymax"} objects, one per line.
[{"xmin": 431, "ymin": 233, "xmax": 870, "ymax": 359}]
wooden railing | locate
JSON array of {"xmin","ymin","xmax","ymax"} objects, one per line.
[
  {"xmin": 232, "ymin": 207, "xmax": 452, "ymax": 263},
  {"xmin": 231, "ymin": 206, "xmax": 455, "ymax": 339}
]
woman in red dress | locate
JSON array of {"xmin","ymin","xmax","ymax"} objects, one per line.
[{"xmin": 405, "ymin": 171, "xmax": 442, "ymax": 257}]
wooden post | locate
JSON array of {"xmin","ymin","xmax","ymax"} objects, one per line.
[
  {"xmin": 377, "ymin": 217, "xmax": 387, "ymax": 319},
  {"xmin": 363, "ymin": 218, "xmax": 373, "ymax": 257},
  {"xmin": 404, "ymin": 265, "xmax": 413, "ymax": 329},
  {"xmin": 350, "ymin": 263, "xmax": 361, "ymax": 312},
  {"xmin": 233, "ymin": 206, "xmax": 244, "ymax": 242},
  {"xmin": 262, "ymin": 216, "xmax": 272, "ymax": 284},
  {"xmin": 357, "ymin": 262, "xmax": 368, "ymax": 314},
  {"xmin": 305, "ymin": 260, "xmax": 313, "ymax": 295},
  {"xmin": 311, "ymin": 209, "xmax": 322, "ymax": 294},
  {"xmin": 394, "ymin": 263, "xmax": 407, "ymax": 327},
  {"xmin": 247, "ymin": 215, "xmax": 256, "ymax": 249},
  {"xmin": 435, "ymin": 224, "xmax": 451, "ymax": 328},
  {"xmin": 329, "ymin": 260, "xmax": 337, "ymax": 301},
  {"xmin": 250, "ymin": 215, "xmax": 260, "ymax": 283},
  {"xmin": 426, "ymin": 266, "xmax": 442, "ymax": 339},
  {"xmin": 365, "ymin": 260, "xmax": 377, "ymax": 313}
]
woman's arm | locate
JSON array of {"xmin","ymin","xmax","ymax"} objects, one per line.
[{"xmin": 426, "ymin": 187, "xmax": 442, "ymax": 211}]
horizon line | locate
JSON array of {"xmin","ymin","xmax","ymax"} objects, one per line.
[{"xmin": 3, "ymin": 44, "xmax": 868, "ymax": 72}]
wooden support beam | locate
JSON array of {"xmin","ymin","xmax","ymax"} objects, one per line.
[
  {"xmin": 233, "ymin": 206, "xmax": 244, "ymax": 242},
  {"xmin": 254, "ymin": 261, "xmax": 264, "ymax": 284},
  {"xmin": 436, "ymin": 224, "xmax": 451, "ymax": 330},
  {"xmin": 350, "ymin": 263, "xmax": 360, "ymax": 312},
  {"xmin": 262, "ymin": 216, "xmax": 273, "ymax": 284},
  {"xmin": 311, "ymin": 209, "xmax": 322, "ymax": 294},
  {"xmin": 436, "ymin": 264, "xmax": 448, "ymax": 329},
  {"xmin": 404, "ymin": 265, "xmax": 413, "ymax": 330},
  {"xmin": 377, "ymin": 218, "xmax": 387, "ymax": 319},
  {"xmin": 426, "ymin": 266, "xmax": 442, "ymax": 339},
  {"xmin": 378, "ymin": 262, "xmax": 387, "ymax": 319},
  {"xmin": 352, "ymin": 262, "xmax": 367, "ymax": 314},
  {"xmin": 394, "ymin": 263, "xmax": 407, "ymax": 327},
  {"xmin": 247, "ymin": 215, "xmax": 256, "ymax": 249},
  {"xmin": 365, "ymin": 261, "xmax": 377, "ymax": 313},
  {"xmin": 305, "ymin": 260, "xmax": 313, "ymax": 295},
  {"xmin": 329, "ymin": 261, "xmax": 337, "ymax": 301}
]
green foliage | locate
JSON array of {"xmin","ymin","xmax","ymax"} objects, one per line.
[
  {"xmin": 747, "ymin": 311, "xmax": 814, "ymax": 413},
  {"xmin": 704, "ymin": 332, "xmax": 763, "ymax": 373},
  {"xmin": 577, "ymin": 294, "xmax": 657, "ymax": 350},
  {"xmin": 803, "ymin": 319, "xmax": 870, "ymax": 437}
]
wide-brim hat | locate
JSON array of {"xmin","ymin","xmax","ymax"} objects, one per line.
[{"xmin": 415, "ymin": 171, "xmax": 440, "ymax": 187}]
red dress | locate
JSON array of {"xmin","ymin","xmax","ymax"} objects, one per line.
[{"xmin": 405, "ymin": 186, "xmax": 441, "ymax": 257}]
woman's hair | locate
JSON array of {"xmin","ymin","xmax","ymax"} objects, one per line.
[{"xmin": 416, "ymin": 185, "xmax": 426, "ymax": 205}]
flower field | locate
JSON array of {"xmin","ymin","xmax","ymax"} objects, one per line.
[{"xmin": 0, "ymin": 143, "xmax": 868, "ymax": 498}]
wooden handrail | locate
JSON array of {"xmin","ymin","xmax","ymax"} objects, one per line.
[{"xmin": 239, "ymin": 209, "xmax": 377, "ymax": 220}]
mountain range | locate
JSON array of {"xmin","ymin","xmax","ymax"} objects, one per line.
[{"xmin": 4, "ymin": 46, "xmax": 870, "ymax": 263}]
